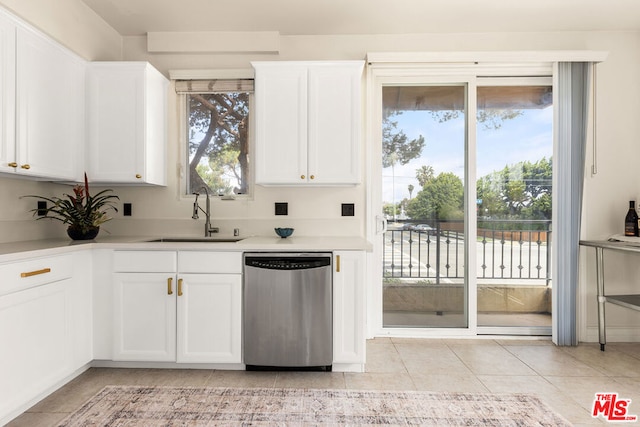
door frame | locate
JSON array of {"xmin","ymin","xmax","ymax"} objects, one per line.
[{"xmin": 366, "ymin": 62, "xmax": 554, "ymax": 338}]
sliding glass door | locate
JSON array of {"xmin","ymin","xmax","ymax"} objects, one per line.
[
  {"xmin": 373, "ymin": 71, "xmax": 553, "ymax": 336},
  {"xmin": 380, "ymin": 81, "xmax": 470, "ymax": 329},
  {"xmin": 476, "ymin": 79, "xmax": 553, "ymax": 335}
]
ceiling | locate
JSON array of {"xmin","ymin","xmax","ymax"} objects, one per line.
[{"xmin": 81, "ymin": 0, "xmax": 640, "ymax": 37}]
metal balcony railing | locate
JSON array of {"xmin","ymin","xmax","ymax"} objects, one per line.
[{"xmin": 383, "ymin": 219, "xmax": 551, "ymax": 285}]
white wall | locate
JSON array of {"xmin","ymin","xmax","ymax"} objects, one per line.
[
  {"xmin": 126, "ymin": 29, "xmax": 640, "ymax": 340},
  {"xmin": 0, "ymin": 0, "xmax": 120, "ymax": 60},
  {"xmin": 1, "ymin": 0, "xmax": 638, "ymax": 340},
  {"xmin": 0, "ymin": 0, "xmax": 121, "ymax": 242}
]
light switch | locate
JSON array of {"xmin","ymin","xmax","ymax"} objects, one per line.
[
  {"xmin": 275, "ymin": 202, "xmax": 288, "ymax": 215},
  {"xmin": 342, "ymin": 203, "xmax": 355, "ymax": 217}
]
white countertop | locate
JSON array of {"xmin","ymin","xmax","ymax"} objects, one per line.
[{"xmin": 0, "ymin": 235, "xmax": 372, "ymax": 263}]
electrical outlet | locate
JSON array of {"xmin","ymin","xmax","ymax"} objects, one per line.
[
  {"xmin": 341, "ymin": 203, "xmax": 355, "ymax": 217},
  {"xmin": 37, "ymin": 201, "xmax": 47, "ymax": 216},
  {"xmin": 123, "ymin": 203, "xmax": 132, "ymax": 216},
  {"xmin": 275, "ymin": 202, "xmax": 288, "ymax": 216}
]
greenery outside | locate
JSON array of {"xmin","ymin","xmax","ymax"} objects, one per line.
[{"xmin": 187, "ymin": 92, "xmax": 250, "ymax": 196}]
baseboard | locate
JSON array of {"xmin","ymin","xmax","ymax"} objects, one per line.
[
  {"xmin": 583, "ymin": 326, "xmax": 640, "ymax": 343},
  {"xmin": 91, "ymin": 360, "xmax": 246, "ymax": 370}
]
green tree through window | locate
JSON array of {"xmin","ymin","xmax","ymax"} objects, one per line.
[{"xmin": 187, "ymin": 92, "xmax": 250, "ymax": 195}]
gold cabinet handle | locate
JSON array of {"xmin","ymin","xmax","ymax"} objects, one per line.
[
  {"xmin": 336, "ymin": 255, "xmax": 340, "ymax": 273},
  {"xmin": 21, "ymin": 268, "xmax": 51, "ymax": 278},
  {"xmin": 310, "ymin": 175, "xmax": 315, "ymax": 180},
  {"xmin": 300, "ymin": 175, "xmax": 305, "ymax": 180},
  {"xmin": 167, "ymin": 277, "xmax": 173, "ymax": 295},
  {"xmin": 135, "ymin": 174, "xmax": 142, "ymax": 179},
  {"xmin": 21, "ymin": 164, "xmax": 30, "ymax": 170},
  {"xmin": 178, "ymin": 278, "xmax": 183, "ymax": 296},
  {"xmin": 8, "ymin": 162, "xmax": 17, "ymax": 168}
]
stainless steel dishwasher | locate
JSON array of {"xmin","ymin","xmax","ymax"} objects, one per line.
[{"xmin": 243, "ymin": 252, "xmax": 332, "ymax": 370}]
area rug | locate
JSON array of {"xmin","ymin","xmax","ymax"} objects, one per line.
[{"xmin": 57, "ymin": 386, "xmax": 571, "ymax": 426}]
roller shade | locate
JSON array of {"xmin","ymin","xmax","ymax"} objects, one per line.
[{"xmin": 175, "ymin": 79, "xmax": 254, "ymax": 94}]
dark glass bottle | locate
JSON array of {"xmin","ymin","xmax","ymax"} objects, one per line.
[{"xmin": 624, "ymin": 201, "xmax": 639, "ymax": 236}]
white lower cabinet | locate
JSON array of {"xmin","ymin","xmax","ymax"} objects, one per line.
[
  {"xmin": 177, "ymin": 273, "xmax": 242, "ymax": 363},
  {"xmin": 112, "ymin": 251, "xmax": 242, "ymax": 364},
  {"xmin": 113, "ymin": 272, "xmax": 177, "ymax": 361},
  {"xmin": 332, "ymin": 251, "xmax": 366, "ymax": 370},
  {"xmin": 0, "ymin": 253, "xmax": 90, "ymax": 425},
  {"xmin": 0, "ymin": 280, "xmax": 70, "ymax": 420}
]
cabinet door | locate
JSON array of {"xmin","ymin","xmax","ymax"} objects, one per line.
[
  {"xmin": 0, "ymin": 12, "xmax": 16, "ymax": 175},
  {"xmin": 0, "ymin": 280, "xmax": 71, "ymax": 421},
  {"xmin": 333, "ymin": 251, "xmax": 366, "ymax": 367},
  {"xmin": 254, "ymin": 64, "xmax": 308, "ymax": 184},
  {"xmin": 113, "ymin": 273, "xmax": 176, "ymax": 361},
  {"xmin": 87, "ymin": 63, "xmax": 146, "ymax": 183},
  {"xmin": 177, "ymin": 273, "xmax": 242, "ymax": 363},
  {"xmin": 308, "ymin": 63, "xmax": 362, "ymax": 184},
  {"xmin": 15, "ymin": 26, "xmax": 84, "ymax": 181}
]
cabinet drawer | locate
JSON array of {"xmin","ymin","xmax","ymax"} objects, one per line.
[
  {"xmin": 0, "ymin": 254, "xmax": 73, "ymax": 296},
  {"xmin": 178, "ymin": 251, "xmax": 242, "ymax": 274},
  {"xmin": 113, "ymin": 251, "xmax": 177, "ymax": 272}
]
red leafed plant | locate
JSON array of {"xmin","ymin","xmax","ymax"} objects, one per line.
[{"xmin": 25, "ymin": 173, "xmax": 119, "ymax": 234}]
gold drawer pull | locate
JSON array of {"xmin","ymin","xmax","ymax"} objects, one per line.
[
  {"xmin": 310, "ymin": 175, "xmax": 315, "ymax": 180},
  {"xmin": 21, "ymin": 268, "xmax": 51, "ymax": 278},
  {"xmin": 300, "ymin": 175, "xmax": 305, "ymax": 180},
  {"xmin": 21, "ymin": 164, "xmax": 31, "ymax": 170},
  {"xmin": 135, "ymin": 174, "xmax": 142, "ymax": 179},
  {"xmin": 8, "ymin": 162, "xmax": 17, "ymax": 168},
  {"xmin": 336, "ymin": 255, "xmax": 340, "ymax": 273},
  {"xmin": 168, "ymin": 277, "xmax": 173, "ymax": 295},
  {"xmin": 178, "ymin": 278, "xmax": 184, "ymax": 296}
]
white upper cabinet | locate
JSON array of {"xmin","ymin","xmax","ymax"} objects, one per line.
[
  {"xmin": 0, "ymin": 12, "xmax": 16, "ymax": 176},
  {"xmin": 253, "ymin": 61, "xmax": 363, "ymax": 185},
  {"xmin": 86, "ymin": 62, "xmax": 168, "ymax": 186},
  {"xmin": 0, "ymin": 10, "xmax": 85, "ymax": 181}
]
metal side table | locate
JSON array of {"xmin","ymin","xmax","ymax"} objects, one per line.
[{"xmin": 580, "ymin": 240, "xmax": 640, "ymax": 351}]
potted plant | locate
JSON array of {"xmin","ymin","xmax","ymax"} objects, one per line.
[{"xmin": 25, "ymin": 173, "xmax": 119, "ymax": 240}]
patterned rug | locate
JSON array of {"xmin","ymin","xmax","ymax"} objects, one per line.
[{"xmin": 57, "ymin": 386, "xmax": 571, "ymax": 426}]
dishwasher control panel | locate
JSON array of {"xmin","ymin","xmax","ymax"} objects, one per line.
[{"xmin": 244, "ymin": 254, "xmax": 331, "ymax": 270}]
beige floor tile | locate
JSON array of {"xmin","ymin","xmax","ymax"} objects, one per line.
[
  {"xmin": 561, "ymin": 344, "xmax": 640, "ymax": 377},
  {"xmin": 449, "ymin": 343, "xmax": 538, "ymax": 375},
  {"xmin": 6, "ymin": 338, "xmax": 640, "ymax": 426},
  {"xmin": 344, "ymin": 372, "xmax": 416, "ymax": 390},
  {"xmin": 544, "ymin": 375, "xmax": 635, "ymax": 412},
  {"xmin": 365, "ymin": 342, "xmax": 406, "ymax": 373},
  {"xmin": 400, "ymin": 347, "xmax": 473, "ymax": 375},
  {"xmin": 390, "ymin": 337, "xmax": 448, "ymax": 347},
  {"xmin": 476, "ymin": 374, "xmax": 559, "ymax": 395},
  {"xmin": 541, "ymin": 392, "xmax": 605, "ymax": 426},
  {"xmin": 607, "ymin": 343, "xmax": 640, "ymax": 360},
  {"xmin": 275, "ymin": 371, "xmax": 346, "ymax": 389},
  {"xmin": 411, "ymin": 372, "xmax": 489, "ymax": 392},
  {"xmin": 6, "ymin": 411, "xmax": 69, "ymax": 427},
  {"xmin": 206, "ymin": 369, "xmax": 277, "ymax": 388},
  {"xmin": 495, "ymin": 338, "xmax": 554, "ymax": 346},
  {"xmin": 394, "ymin": 342, "xmax": 456, "ymax": 360},
  {"xmin": 505, "ymin": 345, "xmax": 606, "ymax": 377}
]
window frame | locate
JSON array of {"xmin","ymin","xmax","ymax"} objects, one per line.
[{"xmin": 177, "ymin": 81, "xmax": 255, "ymax": 201}]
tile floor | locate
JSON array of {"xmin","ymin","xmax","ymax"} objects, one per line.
[{"xmin": 8, "ymin": 338, "xmax": 640, "ymax": 426}]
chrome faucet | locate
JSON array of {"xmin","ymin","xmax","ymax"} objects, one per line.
[{"xmin": 192, "ymin": 187, "xmax": 219, "ymax": 236}]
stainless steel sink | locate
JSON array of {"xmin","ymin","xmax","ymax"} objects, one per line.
[{"xmin": 146, "ymin": 237, "xmax": 244, "ymax": 243}]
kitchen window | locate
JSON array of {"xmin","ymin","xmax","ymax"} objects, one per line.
[{"xmin": 176, "ymin": 79, "xmax": 253, "ymax": 197}]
